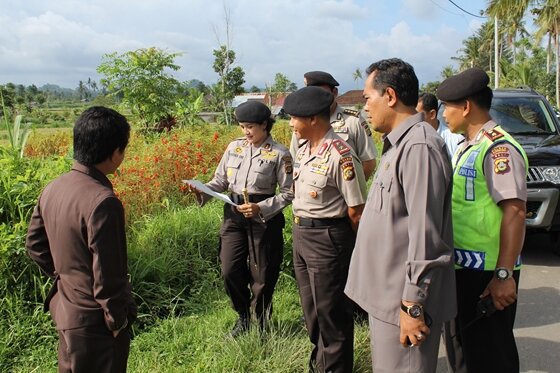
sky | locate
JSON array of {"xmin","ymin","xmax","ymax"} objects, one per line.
[{"xmin": 0, "ymin": 0, "xmax": 489, "ymax": 93}]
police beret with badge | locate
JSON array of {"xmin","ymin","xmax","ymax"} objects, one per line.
[
  {"xmin": 234, "ymin": 101, "xmax": 271, "ymax": 123},
  {"xmin": 283, "ymin": 86, "xmax": 334, "ymax": 117},
  {"xmin": 436, "ymin": 68, "xmax": 490, "ymax": 102},
  {"xmin": 304, "ymin": 71, "xmax": 339, "ymax": 87}
]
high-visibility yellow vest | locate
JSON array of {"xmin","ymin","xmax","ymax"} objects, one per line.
[{"xmin": 452, "ymin": 126, "xmax": 528, "ymax": 271}]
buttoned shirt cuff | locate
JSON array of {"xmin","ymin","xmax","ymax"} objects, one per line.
[
  {"xmin": 402, "ymin": 283, "xmax": 428, "ymax": 304},
  {"xmin": 256, "ymin": 202, "xmax": 270, "ymax": 222}
]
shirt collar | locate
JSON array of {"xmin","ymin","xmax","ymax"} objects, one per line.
[
  {"xmin": 72, "ymin": 162, "xmax": 113, "ymax": 190},
  {"xmin": 464, "ymin": 120, "xmax": 498, "ymax": 147},
  {"xmin": 382, "ymin": 112, "xmax": 424, "ymax": 154}
]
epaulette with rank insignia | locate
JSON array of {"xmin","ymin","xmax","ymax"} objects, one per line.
[
  {"xmin": 484, "ymin": 129, "xmax": 504, "ymax": 142},
  {"xmin": 332, "ymin": 139, "xmax": 351, "ymax": 155},
  {"xmin": 343, "ymin": 108, "xmax": 360, "ymax": 117}
]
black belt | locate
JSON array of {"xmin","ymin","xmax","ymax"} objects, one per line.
[
  {"xmin": 230, "ymin": 193, "xmax": 274, "ymax": 204},
  {"xmin": 293, "ymin": 216, "xmax": 347, "ymax": 227}
]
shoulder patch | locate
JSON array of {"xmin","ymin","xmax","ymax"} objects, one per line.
[
  {"xmin": 490, "ymin": 145, "xmax": 510, "ymax": 159},
  {"xmin": 332, "ymin": 139, "xmax": 351, "ymax": 155},
  {"xmin": 484, "ymin": 129, "xmax": 504, "ymax": 142},
  {"xmin": 360, "ymin": 120, "xmax": 372, "ymax": 136},
  {"xmin": 343, "ymin": 108, "xmax": 360, "ymax": 117}
]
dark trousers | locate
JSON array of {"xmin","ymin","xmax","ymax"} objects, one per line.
[
  {"xmin": 219, "ymin": 204, "xmax": 285, "ymax": 320},
  {"xmin": 293, "ymin": 221, "xmax": 355, "ymax": 373},
  {"xmin": 57, "ymin": 325, "xmax": 130, "ymax": 373},
  {"xmin": 444, "ymin": 269, "xmax": 520, "ymax": 373}
]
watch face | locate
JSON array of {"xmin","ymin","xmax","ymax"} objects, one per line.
[
  {"xmin": 409, "ymin": 305, "xmax": 422, "ymax": 318},
  {"xmin": 497, "ymin": 268, "xmax": 508, "ymax": 280}
]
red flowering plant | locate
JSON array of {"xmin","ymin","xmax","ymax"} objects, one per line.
[{"xmin": 111, "ymin": 124, "xmax": 239, "ymax": 220}]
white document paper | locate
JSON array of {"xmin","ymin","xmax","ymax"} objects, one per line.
[{"xmin": 182, "ymin": 179, "xmax": 239, "ymax": 206}]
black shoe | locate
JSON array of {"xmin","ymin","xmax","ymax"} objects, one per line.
[{"xmin": 230, "ymin": 316, "xmax": 250, "ymax": 337}]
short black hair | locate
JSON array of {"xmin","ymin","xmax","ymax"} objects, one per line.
[
  {"xmin": 418, "ymin": 92, "xmax": 439, "ymax": 113},
  {"xmin": 73, "ymin": 106, "xmax": 130, "ymax": 166},
  {"xmin": 365, "ymin": 58, "xmax": 419, "ymax": 107},
  {"xmin": 468, "ymin": 86, "xmax": 493, "ymax": 110}
]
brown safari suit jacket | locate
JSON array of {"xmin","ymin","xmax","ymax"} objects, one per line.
[{"xmin": 26, "ymin": 162, "xmax": 136, "ymax": 331}]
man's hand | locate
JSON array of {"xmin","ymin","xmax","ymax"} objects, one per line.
[
  {"xmin": 481, "ymin": 276, "xmax": 517, "ymax": 311},
  {"xmin": 399, "ymin": 304, "xmax": 431, "ymax": 347}
]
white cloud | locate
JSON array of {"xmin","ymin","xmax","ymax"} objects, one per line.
[{"xmin": 0, "ymin": 0, "xmax": 483, "ymax": 91}]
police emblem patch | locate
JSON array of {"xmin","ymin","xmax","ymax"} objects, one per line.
[
  {"xmin": 283, "ymin": 155, "xmax": 293, "ymax": 174},
  {"xmin": 235, "ymin": 146, "xmax": 243, "ymax": 154},
  {"xmin": 494, "ymin": 157, "xmax": 510, "ymax": 174},
  {"xmin": 343, "ymin": 166, "xmax": 355, "ymax": 181}
]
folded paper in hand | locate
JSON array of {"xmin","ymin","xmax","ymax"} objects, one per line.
[{"xmin": 182, "ymin": 179, "xmax": 238, "ymax": 206}]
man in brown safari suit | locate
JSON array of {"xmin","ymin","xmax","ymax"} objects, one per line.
[{"xmin": 26, "ymin": 106, "xmax": 136, "ymax": 373}]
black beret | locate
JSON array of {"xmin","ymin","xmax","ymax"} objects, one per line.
[
  {"xmin": 234, "ymin": 101, "xmax": 271, "ymax": 123},
  {"xmin": 437, "ymin": 68, "xmax": 490, "ymax": 102},
  {"xmin": 304, "ymin": 71, "xmax": 339, "ymax": 87},
  {"xmin": 283, "ymin": 86, "xmax": 334, "ymax": 117}
]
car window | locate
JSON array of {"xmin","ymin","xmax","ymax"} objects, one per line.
[{"xmin": 491, "ymin": 97, "xmax": 557, "ymax": 134}]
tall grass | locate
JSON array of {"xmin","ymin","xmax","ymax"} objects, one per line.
[{"xmin": 2, "ymin": 121, "xmax": 378, "ymax": 372}]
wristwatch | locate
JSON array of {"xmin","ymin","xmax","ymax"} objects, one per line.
[
  {"xmin": 401, "ymin": 302, "xmax": 423, "ymax": 318},
  {"xmin": 495, "ymin": 267, "xmax": 513, "ymax": 280}
]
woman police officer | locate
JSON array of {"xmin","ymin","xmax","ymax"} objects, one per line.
[{"xmin": 190, "ymin": 101, "xmax": 293, "ymax": 336}]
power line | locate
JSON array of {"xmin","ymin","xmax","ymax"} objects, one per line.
[
  {"xmin": 447, "ymin": 0, "xmax": 487, "ymax": 19},
  {"xmin": 429, "ymin": 0, "xmax": 463, "ymax": 16}
]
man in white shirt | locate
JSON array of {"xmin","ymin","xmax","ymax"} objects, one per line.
[{"xmin": 417, "ymin": 92, "xmax": 463, "ymax": 159}]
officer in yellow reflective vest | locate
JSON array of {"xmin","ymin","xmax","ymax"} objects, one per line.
[{"xmin": 437, "ymin": 68, "xmax": 528, "ymax": 373}]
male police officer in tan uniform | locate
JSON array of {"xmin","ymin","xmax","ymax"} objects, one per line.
[
  {"xmin": 290, "ymin": 71, "xmax": 377, "ymax": 179},
  {"xmin": 285, "ymin": 86, "xmax": 367, "ymax": 373},
  {"xmin": 438, "ymin": 68, "xmax": 528, "ymax": 373}
]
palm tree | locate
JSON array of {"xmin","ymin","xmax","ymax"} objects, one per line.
[
  {"xmin": 441, "ymin": 66, "xmax": 456, "ymax": 79},
  {"xmin": 533, "ymin": 0, "xmax": 560, "ymax": 107},
  {"xmin": 453, "ymin": 35, "xmax": 482, "ymax": 70},
  {"xmin": 486, "ymin": 0, "xmax": 533, "ymax": 86},
  {"xmin": 352, "ymin": 68, "xmax": 363, "ymax": 88}
]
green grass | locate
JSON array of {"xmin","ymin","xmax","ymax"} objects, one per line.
[{"xmin": 5, "ymin": 202, "xmax": 373, "ymax": 372}]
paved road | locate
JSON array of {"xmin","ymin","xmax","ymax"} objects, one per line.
[{"xmin": 436, "ymin": 233, "xmax": 560, "ymax": 373}]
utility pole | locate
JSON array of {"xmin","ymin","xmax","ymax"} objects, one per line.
[{"xmin": 494, "ymin": 15, "xmax": 499, "ymax": 88}]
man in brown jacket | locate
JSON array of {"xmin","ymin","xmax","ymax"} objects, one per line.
[{"xmin": 26, "ymin": 106, "xmax": 136, "ymax": 373}]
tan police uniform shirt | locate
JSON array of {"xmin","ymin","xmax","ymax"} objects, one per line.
[
  {"xmin": 290, "ymin": 104, "xmax": 377, "ymax": 162},
  {"xmin": 292, "ymin": 128, "xmax": 367, "ymax": 219},
  {"xmin": 455, "ymin": 120, "xmax": 527, "ymax": 203},
  {"xmin": 345, "ymin": 113, "xmax": 456, "ymax": 325},
  {"xmin": 202, "ymin": 136, "xmax": 294, "ymax": 222}
]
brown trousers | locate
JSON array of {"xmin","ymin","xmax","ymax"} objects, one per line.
[
  {"xmin": 293, "ymin": 221, "xmax": 355, "ymax": 373},
  {"xmin": 219, "ymin": 204, "xmax": 285, "ymax": 320},
  {"xmin": 57, "ymin": 325, "xmax": 130, "ymax": 373}
]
